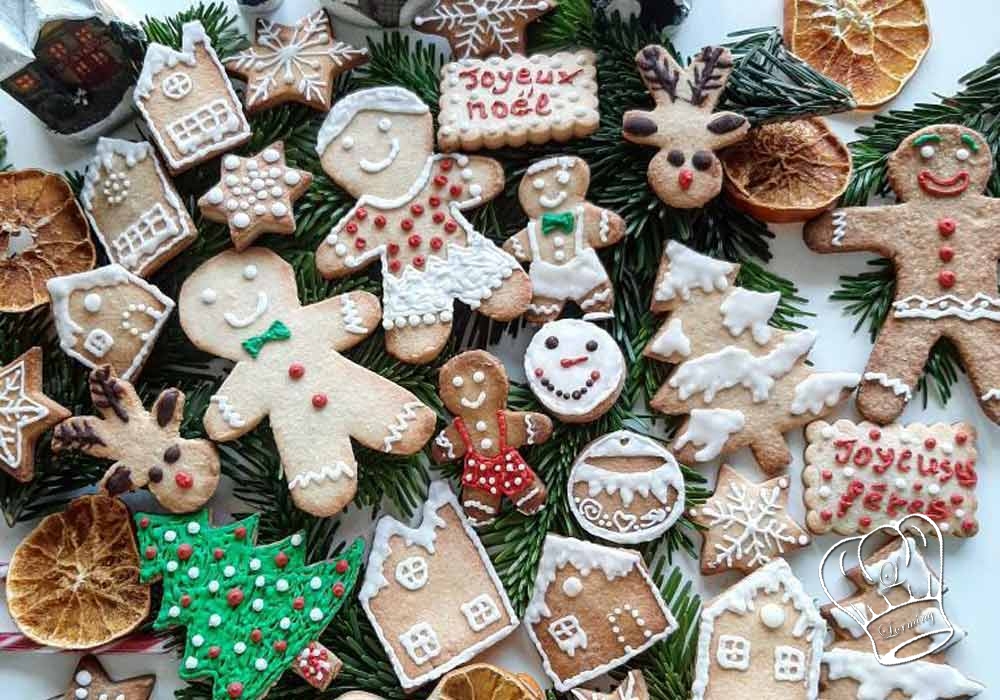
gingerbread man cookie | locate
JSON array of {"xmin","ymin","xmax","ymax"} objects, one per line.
[
  {"xmin": 805, "ymin": 125, "xmax": 1000, "ymax": 426},
  {"xmin": 52, "ymin": 365, "xmax": 220, "ymax": 513},
  {"xmin": 503, "ymin": 156, "xmax": 625, "ymax": 323},
  {"xmin": 314, "ymin": 86, "xmax": 532, "ymax": 364},
  {"xmin": 432, "ymin": 350, "xmax": 553, "ymax": 526},
  {"xmin": 179, "ymin": 247, "xmax": 437, "ymax": 517}
]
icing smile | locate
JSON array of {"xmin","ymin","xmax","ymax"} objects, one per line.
[
  {"xmin": 534, "ymin": 368, "xmax": 603, "ymax": 402},
  {"xmin": 540, "ymin": 191, "xmax": 568, "ymax": 209},
  {"xmin": 918, "ymin": 170, "xmax": 969, "ymax": 196},
  {"xmin": 460, "ymin": 391, "xmax": 487, "ymax": 409},
  {"xmin": 360, "ymin": 138, "xmax": 400, "ymax": 174},
  {"xmin": 224, "ymin": 292, "xmax": 269, "ymax": 328}
]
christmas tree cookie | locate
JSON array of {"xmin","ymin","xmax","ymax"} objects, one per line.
[{"xmin": 135, "ymin": 509, "xmax": 364, "ymax": 700}]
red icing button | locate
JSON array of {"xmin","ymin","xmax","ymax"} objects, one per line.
[
  {"xmin": 354, "ymin": 237, "xmax": 366, "ymax": 250},
  {"xmin": 821, "ymin": 469, "xmax": 833, "ymax": 480},
  {"xmin": 175, "ymin": 471, "xmax": 193, "ymax": 489},
  {"xmin": 251, "ymin": 629, "xmax": 263, "ymax": 643},
  {"xmin": 534, "ymin": 368, "xmax": 544, "ymax": 377},
  {"xmin": 333, "ymin": 582, "xmax": 345, "ymax": 597},
  {"xmin": 401, "ymin": 219, "xmax": 414, "ymax": 231},
  {"xmin": 433, "ymin": 212, "xmax": 446, "ymax": 224},
  {"xmin": 345, "ymin": 222, "xmax": 358, "ymax": 235},
  {"xmin": 869, "ymin": 428, "xmax": 881, "ymax": 441},
  {"xmin": 413, "ymin": 255, "xmax": 426, "ymax": 268},
  {"xmin": 208, "ymin": 646, "xmax": 221, "ymax": 659},
  {"xmin": 939, "ymin": 246, "xmax": 954, "ymax": 262},
  {"xmin": 433, "ymin": 175, "xmax": 447, "ymax": 188},
  {"xmin": 590, "ymin": 371, "xmax": 601, "ymax": 381},
  {"xmin": 440, "ymin": 160, "xmax": 453, "ymax": 171},
  {"xmin": 389, "ymin": 259, "xmax": 402, "ymax": 273},
  {"xmin": 411, "ymin": 204, "xmax": 424, "ymax": 216},
  {"xmin": 293, "ymin": 596, "xmax": 305, "ymax": 610},
  {"xmin": 951, "ymin": 494, "xmax": 965, "ymax": 505},
  {"xmin": 444, "ymin": 220, "xmax": 458, "ymax": 233},
  {"xmin": 820, "ymin": 510, "xmax": 833, "ymax": 521},
  {"xmin": 859, "ymin": 515, "xmax": 872, "ymax": 528},
  {"xmin": 177, "ymin": 543, "xmax": 193, "ymax": 561},
  {"xmin": 355, "ymin": 207, "xmax": 367, "ymax": 220},
  {"xmin": 962, "ymin": 519, "xmax": 976, "ymax": 533},
  {"xmin": 273, "ymin": 640, "xmax": 287, "ymax": 652},
  {"xmin": 288, "ymin": 363, "xmax": 305, "ymax": 379},
  {"xmin": 336, "ymin": 558, "xmax": 349, "ymax": 573},
  {"xmin": 924, "ymin": 437, "xmax": 937, "ymax": 449},
  {"xmin": 938, "ymin": 218, "xmax": 957, "ymax": 236},
  {"xmin": 387, "ymin": 242, "xmax": 400, "ymax": 256},
  {"xmin": 913, "ymin": 482, "xmax": 923, "ymax": 491},
  {"xmin": 429, "ymin": 196, "xmax": 442, "ymax": 208},
  {"xmin": 274, "ymin": 551, "xmax": 289, "ymax": 568},
  {"xmin": 227, "ymin": 588, "xmax": 245, "ymax": 607},
  {"xmin": 938, "ymin": 270, "xmax": 956, "ymax": 288},
  {"xmin": 374, "ymin": 214, "xmax": 386, "ymax": 228},
  {"xmin": 139, "ymin": 517, "xmax": 150, "ymax": 529},
  {"xmin": 312, "ymin": 393, "xmax": 328, "ymax": 409},
  {"xmin": 450, "ymin": 184, "xmax": 463, "ymax": 197},
  {"xmin": 227, "ymin": 682, "xmax": 244, "ymax": 699},
  {"xmin": 408, "ymin": 234, "xmax": 422, "ymax": 248},
  {"xmin": 234, "ymin": 526, "xmax": 247, "ymax": 540},
  {"xmin": 956, "ymin": 432, "xmax": 968, "ymax": 444},
  {"xmin": 144, "ymin": 546, "xmax": 156, "ymax": 560},
  {"xmin": 430, "ymin": 237, "xmax": 443, "ymax": 250},
  {"xmin": 214, "ymin": 548, "xmax": 225, "ymax": 560},
  {"xmin": 181, "ymin": 594, "xmax": 191, "ymax": 608}
]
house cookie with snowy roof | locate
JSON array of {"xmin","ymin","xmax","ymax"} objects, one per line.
[
  {"xmin": 359, "ymin": 481, "xmax": 518, "ymax": 690},
  {"xmin": 523, "ymin": 534, "xmax": 677, "ymax": 691},
  {"xmin": 134, "ymin": 21, "xmax": 250, "ymax": 174},
  {"xmin": 692, "ymin": 558, "xmax": 826, "ymax": 700},
  {"xmin": 81, "ymin": 138, "xmax": 197, "ymax": 277}
]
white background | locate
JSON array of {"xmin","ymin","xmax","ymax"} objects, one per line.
[{"xmin": 1, "ymin": 0, "xmax": 999, "ymax": 697}]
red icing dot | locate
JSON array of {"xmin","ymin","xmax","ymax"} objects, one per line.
[
  {"xmin": 312, "ymin": 393, "xmax": 328, "ymax": 409},
  {"xmin": 590, "ymin": 371, "xmax": 601, "ymax": 381},
  {"xmin": 345, "ymin": 222, "xmax": 358, "ymax": 235},
  {"xmin": 951, "ymin": 494, "xmax": 965, "ymax": 505},
  {"xmin": 251, "ymin": 629, "xmax": 263, "ymax": 643},
  {"xmin": 336, "ymin": 559, "xmax": 349, "ymax": 574},
  {"xmin": 433, "ymin": 175, "xmax": 448, "ymax": 188},
  {"xmin": 868, "ymin": 428, "xmax": 881, "ymax": 441},
  {"xmin": 913, "ymin": 482, "xmax": 923, "ymax": 491},
  {"xmin": 956, "ymin": 432, "xmax": 968, "ymax": 444},
  {"xmin": 389, "ymin": 259, "xmax": 402, "ymax": 273},
  {"xmin": 175, "ymin": 472, "xmax": 193, "ymax": 489},
  {"xmin": 400, "ymin": 219, "xmax": 414, "ymax": 231},
  {"xmin": 408, "ymin": 234, "xmax": 422, "ymax": 248},
  {"xmin": 411, "ymin": 204, "xmax": 424, "ymax": 216},
  {"xmin": 938, "ymin": 270, "xmax": 956, "ymax": 288},
  {"xmin": 354, "ymin": 237, "xmax": 367, "ymax": 250},
  {"xmin": 939, "ymin": 246, "xmax": 954, "ymax": 263},
  {"xmin": 273, "ymin": 640, "xmax": 287, "ymax": 653},
  {"xmin": 214, "ymin": 548, "xmax": 224, "ymax": 560},
  {"xmin": 429, "ymin": 196, "xmax": 442, "ymax": 208},
  {"xmin": 274, "ymin": 551, "xmax": 289, "ymax": 568},
  {"xmin": 938, "ymin": 218, "xmax": 957, "ymax": 236},
  {"xmin": 924, "ymin": 437, "xmax": 937, "ymax": 450},
  {"xmin": 821, "ymin": 469, "xmax": 833, "ymax": 480},
  {"xmin": 449, "ymin": 184, "xmax": 463, "ymax": 197},
  {"xmin": 440, "ymin": 160, "xmax": 453, "ymax": 171},
  {"xmin": 355, "ymin": 207, "xmax": 368, "ymax": 221},
  {"xmin": 177, "ymin": 543, "xmax": 193, "ymax": 561},
  {"xmin": 227, "ymin": 682, "xmax": 244, "ymax": 698},
  {"xmin": 293, "ymin": 596, "xmax": 305, "ymax": 610},
  {"xmin": 962, "ymin": 519, "xmax": 976, "ymax": 533},
  {"xmin": 374, "ymin": 214, "xmax": 386, "ymax": 228},
  {"xmin": 208, "ymin": 646, "xmax": 221, "ymax": 659},
  {"xmin": 413, "ymin": 256, "xmax": 426, "ymax": 268},
  {"xmin": 227, "ymin": 588, "xmax": 245, "ymax": 607},
  {"xmin": 820, "ymin": 510, "xmax": 833, "ymax": 521},
  {"xmin": 859, "ymin": 516, "xmax": 872, "ymax": 528},
  {"xmin": 333, "ymin": 582, "xmax": 345, "ymax": 598},
  {"xmin": 444, "ymin": 220, "xmax": 458, "ymax": 233},
  {"xmin": 234, "ymin": 526, "xmax": 247, "ymax": 540},
  {"xmin": 430, "ymin": 237, "xmax": 443, "ymax": 250},
  {"xmin": 433, "ymin": 212, "xmax": 446, "ymax": 224},
  {"xmin": 139, "ymin": 517, "xmax": 150, "ymax": 529},
  {"xmin": 181, "ymin": 594, "xmax": 191, "ymax": 608},
  {"xmin": 387, "ymin": 242, "xmax": 400, "ymax": 256},
  {"xmin": 288, "ymin": 363, "xmax": 305, "ymax": 380},
  {"xmin": 534, "ymin": 368, "xmax": 544, "ymax": 378},
  {"xmin": 144, "ymin": 546, "xmax": 156, "ymax": 560}
]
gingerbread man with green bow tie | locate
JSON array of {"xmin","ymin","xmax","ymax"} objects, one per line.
[{"xmin": 503, "ymin": 156, "xmax": 626, "ymax": 324}]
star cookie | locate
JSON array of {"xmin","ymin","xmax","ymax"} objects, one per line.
[
  {"xmin": 414, "ymin": 0, "xmax": 557, "ymax": 59},
  {"xmin": 198, "ymin": 142, "xmax": 313, "ymax": 250},
  {"xmin": 0, "ymin": 347, "xmax": 70, "ymax": 482},
  {"xmin": 688, "ymin": 464, "xmax": 811, "ymax": 575},
  {"xmin": 225, "ymin": 10, "xmax": 368, "ymax": 114},
  {"xmin": 60, "ymin": 655, "xmax": 155, "ymax": 700}
]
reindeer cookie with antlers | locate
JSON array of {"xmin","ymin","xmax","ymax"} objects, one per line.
[
  {"xmin": 623, "ymin": 45, "xmax": 749, "ymax": 209},
  {"xmin": 52, "ymin": 365, "xmax": 220, "ymax": 512}
]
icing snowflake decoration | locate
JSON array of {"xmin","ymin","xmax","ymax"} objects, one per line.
[
  {"xmin": 0, "ymin": 359, "xmax": 48, "ymax": 470},
  {"xmin": 415, "ymin": 0, "xmax": 555, "ymax": 58}
]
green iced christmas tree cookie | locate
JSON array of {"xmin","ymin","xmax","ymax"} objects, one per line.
[{"xmin": 135, "ymin": 509, "xmax": 363, "ymax": 700}]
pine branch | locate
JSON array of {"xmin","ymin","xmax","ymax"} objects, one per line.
[
  {"xmin": 140, "ymin": 2, "xmax": 247, "ymax": 59},
  {"xmin": 356, "ymin": 33, "xmax": 444, "ymax": 112},
  {"xmin": 529, "ymin": 0, "xmax": 596, "ymax": 50}
]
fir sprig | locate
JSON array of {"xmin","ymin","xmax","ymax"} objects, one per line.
[{"xmin": 140, "ymin": 2, "xmax": 246, "ymax": 59}]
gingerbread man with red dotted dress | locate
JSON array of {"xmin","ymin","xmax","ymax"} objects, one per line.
[
  {"xmin": 432, "ymin": 350, "xmax": 553, "ymax": 527},
  {"xmin": 314, "ymin": 86, "xmax": 532, "ymax": 364},
  {"xmin": 178, "ymin": 247, "xmax": 436, "ymax": 518},
  {"xmin": 806, "ymin": 125, "xmax": 1000, "ymax": 425}
]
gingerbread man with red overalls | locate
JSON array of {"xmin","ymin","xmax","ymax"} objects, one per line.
[
  {"xmin": 432, "ymin": 350, "xmax": 553, "ymax": 526},
  {"xmin": 805, "ymin": 124, "xmax": 1000, "ymax": 425}
]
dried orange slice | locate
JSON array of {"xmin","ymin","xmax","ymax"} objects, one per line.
[
  {"xmin": 784, "ymin": 0, "xmax": 931, "ymax": 109},
  {"xmin": 430, "ymin": 664, "xmax": 544, "ymax": 700},
  {"xmin": 7, "ymin": 494, "xmax": 150, "ymax": 649},
  {"xmin": 0, "ymin": 170, "xmax": 95, "ymax": 312},
  {"xmin": 721, "ymin": 117, "xmax": 852, "ymax": 223}
]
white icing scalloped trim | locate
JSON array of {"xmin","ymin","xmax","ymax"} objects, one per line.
[{"xmin": 655, "ymin": 241, "xmax": 734, "ymax": 302}]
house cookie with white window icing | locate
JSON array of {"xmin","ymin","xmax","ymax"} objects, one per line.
[
  {"xmin": 81, "ymin": 138, "xmax": 197, "ymax": 277},
  {"xmin": 691, "ymin": 558, "xmax": 826, "ymax": 700},
  {"xmin": 178, "ymin": 247, "xmax": 435, "ymax": 518},
  {"xmin": 433, "ymin": 350, "xmax": 553, "ymax": 527},
  {"xmin": 359, "ymin": 481, "xmax": 519, "ymax": 690},
  {"xmin": 523, "ymin": 534, "xmax": 677, "ymax": 691},
  {"xmin": 134, "ymin": 21, "xmax": 251, "ymax": 174},
  {"xmin": 805, "ymin": 124, "xmax": 1000, "ymax": 427},
  {"xmin": 314, "ymin": 86, "xmax": 532, "ymax": 364},
  {"xmin": 503, "ymin": 156, "xmax": 625, "ymax": 323}
]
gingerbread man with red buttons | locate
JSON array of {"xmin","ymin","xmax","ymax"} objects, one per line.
[
  {"xmin": 806, "ymin": 124, "xmax": 1000, "ymax": 425},
  {"xmin": 314, "ymin": 86, "xmax": 532, "ymax": 364}
]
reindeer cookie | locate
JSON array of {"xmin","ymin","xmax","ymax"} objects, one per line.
[
  {"xmin": 314, "ymin": 86, "xmax": 532, "ymax": 364},
  {"xmin": 623, "ymin": 45, "xmax": 749, "ymax": 209},
  {"xmin": 52, "ymin": 366, "xmax": 220, "ymax": 513},
  {"xmin": 805, "ymin": 125, "xmax": 1000, "ymax": 426},
  {"xmin": 503, "ymin": 156, "xmax": 625, "ymax": 323},
  {"xmin": 432, "ymin": 351, "xmax": 553, "ymax": 526},
  {"xmin": 179, "ymin": 247, "xmax": 436, "ymax": 517}
]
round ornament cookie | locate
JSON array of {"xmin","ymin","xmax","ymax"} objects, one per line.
[
  {"xmin": 567, "ymin": 430, "xmax": 685, "ymax": 544},
  {"xmin": 524, "ymin": 319, "xmax": 625, "ymax": 423}
]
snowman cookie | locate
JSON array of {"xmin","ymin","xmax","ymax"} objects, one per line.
[
  {"xmin": 524, "ymin": 319, "xmax": 626, "ymax": 423},
  {"xmin": 432, "ymin": 350, "xmax": 554, "ymax": 526},
  {"xmin": 503, "ymin": 156, "xmax": 626, "ymax": 324}
]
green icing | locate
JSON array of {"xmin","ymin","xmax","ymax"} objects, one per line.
[
  {"xmin": 135, "ymin": 509, "xmax": 363, "ymax": 700},
  {"xmin": 961, "ymin": 133, "xmax": 980, "ymax": 152},
  {"xmin": 242, "ymin": 320, "xmax": 291, "ymax": 358},
  {"xmin": 913, "ymin": 133, "xmax": 941, "ymax": 147}
]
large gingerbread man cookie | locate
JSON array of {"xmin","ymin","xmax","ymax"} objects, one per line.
[
  {"xmin": 503, "ymin": 156, "xmax": 625, "ymax": 324},
  {"xmin": 805, "ymin": 125, "xmax": 1000, "ymax": 425},
  {"xmin": 314, "ymin": 87, "xmax": 532, "ymax": 364},
  {"xmin": 179, "ymin": 247, "xmax": 437, "ymax": 517},
  {"xmin": 432, "ymin": 350, "xmax": 553, "ymax": 526}
]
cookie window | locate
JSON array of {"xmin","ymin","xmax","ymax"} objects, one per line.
[
  {"xmin": 460, "ymin": 593, "xmax": 501, "ymax": 631},
  {"xmin": 398, "ymin": 622, "xmax": 441, "ymax": 665},
  {"xmin": 394, "ymin": 556, "xmax": 429, "ymax": 591},
  {"xmin": 548, "ymin": 615, "xmax": 588, "ymax": 656},
  {"xmin": 716, "ymin": 634, "xmax": 750, "ymax": 670},
  {"xmin": 773, "ymin": 645, "xmax": 806, "ymax": 681}
]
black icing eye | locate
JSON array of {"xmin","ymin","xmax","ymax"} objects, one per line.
[
  {"xmin": 667, "ymin": 150, "xmax": 685, "ymax": 167},
  {"xmin": 545, "ymin": 336, "xmax": 559, "ymax": 349},
  {"xmin": 164, "ymin": 445, "xmax": 181, "ymax": 464},
  {"xmin": 149, "ymin": 467, "xmax": 163, "ymax": 483},
  {"xmin": 586, "ymin": 340, "xmax": 598, "ymax": 352},
  {"xmin": 692, "ymin": 151, "xmax": 714, "ymax": 171}
]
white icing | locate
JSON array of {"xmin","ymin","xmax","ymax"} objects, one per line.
[
  {"xmin": 360, "ymin": 137, "xmax": 400, "ymax": 173},
  {"xmin": 459, "ymin": 391, "xmax": 486, "ymax": 409},
  {"xmin": 316, "ymin": 86, "xmax": 429, "ymax": 155},
  {"xmin": 654, "ymin": 241, "xmax": 734, "ymax": 302},
  {"xmin": 863, "ymin": 372, "xmax": 913, "ymax": 401},
  {"xmin": 339, "ymin": 295, "xmax": 368, "ymax": 334},
  {"xmin": 224, "ymin": 292, "xmax": 269, "ymax": 328},
  {"xmin": 524, "ymin": 414, "xmax": 538, "ymax": 444},
  {"xmin": 287, "ymin": 462, "xmax": 356, "ymax": 490},
  {"xmin": 649, "ymin": 317, "xmax": 691, "ymax": 357},
  {"xmin": 822, "ymin": 647, "xmax": 984, "ymax": 700},
  {"xmin": 982, "ymin": 389, "xmax": 1000, "ymax": 402},
  {"xmin": 715, "ymin": 634, "xmax": 750, "ymax": 670},
  {"xmin": 831, "ymin": 210, "xmax": 848, "ymax": 246},
  {"xmin": 394, "ymin": 555, "xmax": 428, "ymax": 591},
  {"xmin": 562, "ymin": 576, "xmax": 583, "ymax": 597},
  {"xmin": 674, "ymin": 408, "xmax": 745, "ymax": 461},
  {"xmin": 460, "ymin": 593, "xmax": 502, "ymax": 631},
  {"xmin": 382, "ymin": 401, "xmax": 426, "ymax": 452},
  {"xmin": 789, "ymin": 372, "xmax": 860, "ymax": 415},
  {"xmin": 719, "ymin": 288, "xmax": 779, "ymax": 344},
  {"xmin": 760, "ymin": 603, "xmax": 785, "ymax": 629},
  {"xmin": 435, "ymin": 432, "xmax": 457, "ymax": 459},
  {"xmin": 209, "ymin": 395, "xmax": 246, "ymax": 428},
  {"xmin": 893, "ymin": 292, "xmax": 1000, "ymax": 321}
]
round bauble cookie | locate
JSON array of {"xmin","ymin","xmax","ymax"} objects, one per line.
[
  {"xmin": 567, "ymin": 430, "xmax": 685, "ymax": 544},
  {"xmin": 524, "ymin": 319, "xmax": 625, "ymax": 423}
]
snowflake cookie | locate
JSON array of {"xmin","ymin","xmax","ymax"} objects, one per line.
[
  {"xmin": 226, "ymin": 10, "xmax": 368, "ymax": 114},
  {"xmin": 689, "ymin": 465, "xmax": 810, "ymax": 576},
  {"xmin": 199, "ymin": 142, "xmax": 313, "ymax": 250},
  {"xmin": 414, "ymin": 0, "xmax": 557, "ymax": 59},
  {"xmin": 805, "ymin": 125, "xmax": 1000, "ymax": 427},
  {"xmin": 0, "ymin": 347, "xmax": 70, "ymax": 482}
]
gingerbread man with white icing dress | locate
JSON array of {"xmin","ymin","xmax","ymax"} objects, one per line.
[
  {"xmin": 432, "ymin": 350, "xmax": 553, "ymax": 526},
  {"xmin": 503, "ymin": 156, "xmax": 625, "ymax": 323},
  {"xmin": 806, "ymin": 125, "xmax": 1000, "ymax": 426},
  {"xmin": 179, "ymin": 247, "xmax": 437, "ymax": 518},
  {"xmin": 314, "ymin": 86, "xmax": 532, "ymax": 364}
]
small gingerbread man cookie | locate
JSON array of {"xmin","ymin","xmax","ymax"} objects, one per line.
[
  {"xmin": 433, "ymin": 350, "xmax": 553, "ymax": 526},
  {"xmin": 503, "ymin": 156, "xmax": 625, "ymax": 323}
]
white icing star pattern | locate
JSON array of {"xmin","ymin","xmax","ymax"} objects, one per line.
[
  {"xmin": 415, "ymin": 0, "xmax": 553, "ymax": 58},
  {"xmin": 0, "ymin": 360, "xmax": 49, "ymax": 469}
]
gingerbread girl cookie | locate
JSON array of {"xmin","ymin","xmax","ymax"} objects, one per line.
[
  {"xmin": 314, "ymin": 86, "xmax": 531, "ymax": 364},
  {"xmin": 432, "ymin": 350, "xmax": 553, "ymax": 526},
  {"xmin": 503, "ymin": 156, "xmax": 625, "ymax": 323},
  {"xmin": 179, "ymin": 247, "xmax": 436, "ymax": 517},
  {"xmin": 805, "ymin": 125, "xmax": 1000, "ymax": 425}
]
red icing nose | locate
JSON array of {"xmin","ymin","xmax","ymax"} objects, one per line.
[{"xmin": 678, "ymin": 169, "xmax": 694, "ymax": 191}]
